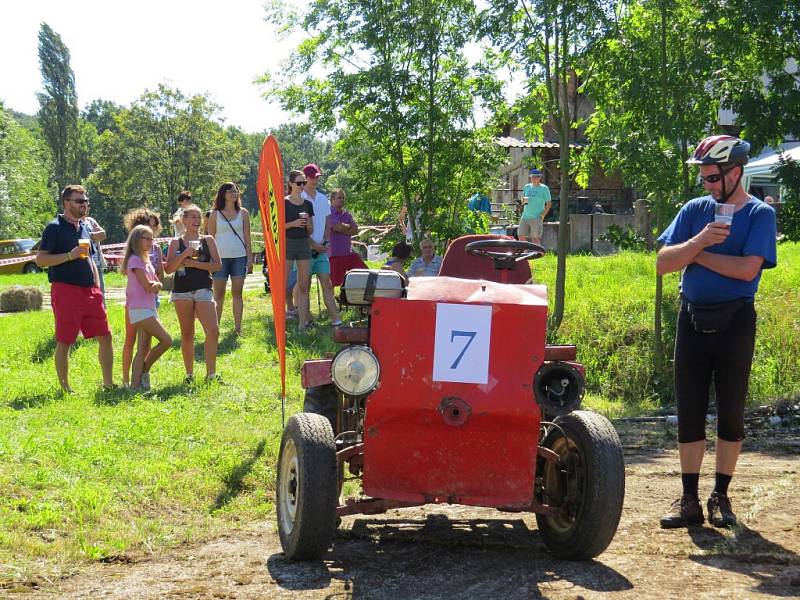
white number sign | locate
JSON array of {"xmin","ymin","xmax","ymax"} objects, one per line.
[{"xmin": 432, "ymin": 303, "xmax": 492, "ymax": 384}]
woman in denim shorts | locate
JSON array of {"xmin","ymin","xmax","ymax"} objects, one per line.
[
  {"xmin": 207, "ymin": 182, "xmax": 253, "ymax": 335},
  {"xmin": 285, "ymin": 170, "xmax": 315, "ymax": 331},
  {"xmin": 165, "ymin": 204, "xmax": 223, "ymax": 383}
]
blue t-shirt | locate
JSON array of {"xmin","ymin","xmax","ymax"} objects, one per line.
[
  {"xmin": 39, "ymin": 215, "xmax": 96, "ymax": 287},
  {"xmin": 657, "ymin": 196, "xmax": 777, "ymax": 304},
  {"xmin": 467, "ymin": 193, "xmax": 492, "ymax": 215},
  {"xmin": 521, "ymin": 183, "xmax": 551, "ymax": 219}
]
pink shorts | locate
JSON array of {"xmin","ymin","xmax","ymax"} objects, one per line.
[{"xmin": 51, "ymin": 282, "xmax": 111, "ymax": 344}]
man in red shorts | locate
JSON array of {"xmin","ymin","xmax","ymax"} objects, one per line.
[{"xmin": 36, "ymin": 185, "xmax": 114, "ymax": 392}]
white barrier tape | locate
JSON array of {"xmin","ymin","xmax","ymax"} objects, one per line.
[
  {"xmin": 0, "ymin": 255, "xmax": 38, "ymax": 267},
  {"xmin": 0, "ymin": 237, "xmax": 174, "ymax": 268}
]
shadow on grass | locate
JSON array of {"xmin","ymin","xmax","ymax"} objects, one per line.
[
  {"xmin": 30, "ymin": 336, "xmax": 90, "ymax": 363},
  {"xmin": 92, "ymin": 385, "xmax": 136, "ymax": 406},
  {"xmin": 6, "ymin": 390, "xmax": 62, "ymax": 410},
  {"xmin": 212, "ymin": 439, "xmax": 267, "ymax": 511},
  {"xmin": 30, "ymin": 337, "xmax": 57, "ymax": 363},
  {"xmin": 192, "ymin": 329, "xmax": 239, "ymax": 360}
]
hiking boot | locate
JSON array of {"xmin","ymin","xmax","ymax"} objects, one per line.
[
  {"xmin": 660, "ymin": 495, "xmax": 704, "ymax": 529},
  {"xmin": 707, "ymin": 492, "xmax": 737, "ymax": 528}
]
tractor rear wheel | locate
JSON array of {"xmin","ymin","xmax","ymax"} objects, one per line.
[
  {"xmin": 276, "ymin": 413, "xmax": 338, "ymax": 560},
  {"xmin": 536, "ymin": 410, "xmax": 625, "ymax": 560}
]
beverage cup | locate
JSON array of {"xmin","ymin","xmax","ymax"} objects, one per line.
[
  {"xmin": 298, "ymin": 211, "xmax": 308, "ymax": 226},
  {"xmin": 714, "ymin": 203, "xmax": 735, "ymax": 226},
  {"xmin": 78, "ymin": 238, "xmax": 91, "ymax": 259},
  {"xmin": 189, "ymin": 239, "xmax": 201, "ymax": 258}
]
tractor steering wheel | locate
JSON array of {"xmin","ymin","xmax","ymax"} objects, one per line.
[{"xmin": 465, "ymin": 239, "xmax": 545, "ymax": 270}]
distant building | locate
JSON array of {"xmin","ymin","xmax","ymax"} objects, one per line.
[{"xmin": 493, "ymin": 127, "xmax": 632, "ymax": 220}]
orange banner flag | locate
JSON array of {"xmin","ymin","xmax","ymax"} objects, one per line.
[{"xmin": 256, "ymin": 135, "xmax": 287, "ymax": 421}]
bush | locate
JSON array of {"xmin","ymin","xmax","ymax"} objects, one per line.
[
  {"xmin": 0, "ymin": 286, "xmax": 43, "ymax": 312},
  {"xmin": 598, "ymin": 224, "xmax": 648, "ymax": 252}
]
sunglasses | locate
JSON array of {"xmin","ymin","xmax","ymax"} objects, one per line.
[
  {"xmin": 70, "ymin": 197, "xmax": 89, "ymax": 204},
  {"xmin": 700, "ymin": 167, "xmax": 737, "ymax": 184},
  {"xmin": 292, "ymin": 180, "xmax": 307, "ymax": 186}
]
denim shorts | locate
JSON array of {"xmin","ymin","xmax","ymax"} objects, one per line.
[
  {"xmin": 171, "ymin": 288, "xmax": 214, "ymax": 303},
  {"xmin": 213, "ymin": 256, "xmax": 248, "ymax": 281},
  {"xmin": 129, "ymin": 307, "xmax": 158, "ymax": 324}
]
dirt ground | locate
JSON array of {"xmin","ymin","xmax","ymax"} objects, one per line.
[{"xmin": 15, "ymin": 422, "xmax": 800, "ymax": 600}]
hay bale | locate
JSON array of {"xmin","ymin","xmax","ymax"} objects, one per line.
[{"xmin": 0, "ymin": 286, "xmax": 44, "ymax": 312}]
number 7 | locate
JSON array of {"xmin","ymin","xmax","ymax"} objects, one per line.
[{"xmin": 450, "ymin": 330, "xmax": 477, "ymax": 369}]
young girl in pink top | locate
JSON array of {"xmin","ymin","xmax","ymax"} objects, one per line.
[{"xmin": 123, "ymin": 225, "xmax": 172, "ymax": 391}]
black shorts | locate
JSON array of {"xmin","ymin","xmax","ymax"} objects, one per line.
[{"xmin": 674, "ymin": 301, "xmax": 756, "ymax": 443}]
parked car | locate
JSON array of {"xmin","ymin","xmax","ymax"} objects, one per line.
[{"xmin": 0, "ymin": 239, "xmax": 41, "ymax": 275}]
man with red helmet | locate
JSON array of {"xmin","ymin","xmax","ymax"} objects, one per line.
[{"xmin": 656, "ymin": 135, "xmax": 777, "ymax": 529}]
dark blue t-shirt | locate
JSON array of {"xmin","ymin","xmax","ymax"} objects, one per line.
[
  {"xmin": 657, "ymin": 196, "xmax": 777, "ymax": 304},
  {"xmin": 39, "ymin": 215, "xmax": 96, "ymax": 287}
]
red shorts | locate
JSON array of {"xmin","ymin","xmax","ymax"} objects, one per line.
[
  {"xmin": 329, "ymin": 253, "xmax": 368, "ymax": 287},
  {"xmin": 51, "ymin": 282, "xmax": 111, "ymax": 344}
]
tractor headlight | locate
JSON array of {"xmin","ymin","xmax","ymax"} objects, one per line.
[{"xmin": 331, "ymin": 346, "xmax": 380, "ymax": 396}]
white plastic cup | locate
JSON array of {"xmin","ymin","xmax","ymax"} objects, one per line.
[
  {"xmin": 189, "ymin": 239, "xmax": 201, "ymax": 257},
  {"xmin": 714, "ymin": 203, "xmax": 735, "ymax": 226}
]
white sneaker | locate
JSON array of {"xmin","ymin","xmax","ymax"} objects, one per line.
[{"xmin": 141, "ymin": 372, "xmax": 151, "ymax": 391}]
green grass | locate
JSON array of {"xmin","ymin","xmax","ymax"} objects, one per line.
[
  {"xmin": 530, "ymin": 242, "xmax": 800, "ymax": 407},
  {"xmin": 0, "ymin": 285, "xmax": 339, "ymax": 586},
  {"xmin": 1, "ymin": 244, "xmax": 798, "ymax": 586},
  {"xmin": 0, "ymin": 270, "xmax": 128, "ymax": 290}
]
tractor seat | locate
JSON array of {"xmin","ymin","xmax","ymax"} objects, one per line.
[{"xmin": 439, "ymin": 234, "xmax": 532, "ymax": 284}]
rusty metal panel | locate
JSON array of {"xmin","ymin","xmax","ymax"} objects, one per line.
[
  {"xmin": 544, "ymin": 344, "xmax": 577, "ymax": 361},
  {"xmin": 363, "ymin": 288, "xmax": 546, "ymax": 507},
  {"xmin": 300, "ymin": 359, "xmax": 333, "ymax": 389}
]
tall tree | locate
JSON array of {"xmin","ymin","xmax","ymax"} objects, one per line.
[
  {"xmin": 486, "ymin": 0, "xmax": 616, "ymax": 329},
  {"xmin": 0, "ymin": 103, "xmax": 56, "ymax": 238},
  {"xmin": 37, "ymin": 22, "xmax": 80, "ymax": 192},
  {"xmin": 581, "ymin": 0, "xmax": 718, "ymax": 370},
  {"xmin": 89, "ymin": 84, "xmax": 247, "ymax": 241},
  {"xmin": 262, "ymin": 0, "xmax": 505, "ymax": 247},
  {"xmin": 705, "ymin": 0, "xmax": 800, "ymax": 150}
]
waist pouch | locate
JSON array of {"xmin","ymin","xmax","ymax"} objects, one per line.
[{"xmin": 686, "ymin": 298, "xmax": 748, "ymax": 334}]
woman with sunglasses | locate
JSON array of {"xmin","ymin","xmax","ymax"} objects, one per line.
[{"xmin": 285, "ymin": 169, "xmax": 315, "ymax": 331}]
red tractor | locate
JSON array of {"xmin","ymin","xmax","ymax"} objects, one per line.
[{"xmin": 276, "ymin": 235, "xmax": 625, "ymax": 560}]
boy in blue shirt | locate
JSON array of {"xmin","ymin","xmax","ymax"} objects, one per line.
[{"xmin": 518, "ymin": 168, "xmax": 551, "ymax": 245}]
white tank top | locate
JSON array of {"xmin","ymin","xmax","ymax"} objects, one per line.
[{"xmin": 214, "ymin": 210, "xmax": 247, "ymax": 258}]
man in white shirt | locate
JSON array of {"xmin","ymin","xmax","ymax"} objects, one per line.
[{"xmin": 301, "ymin": 163, "xmax": 342, "ymax": 326}]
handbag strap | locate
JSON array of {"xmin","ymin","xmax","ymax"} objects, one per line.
[{"xmin": 218, "ymin": 209, "xmax": 247, "ymax": 253}]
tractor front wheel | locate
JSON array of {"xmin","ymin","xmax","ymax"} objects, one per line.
[
  {"xmin": 536, "ymin": 410, "xmax": 625, "ymax": 560},
  {"xmin": 276, "ymin": 413, "xmax": 338, "ymax": 560}
]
